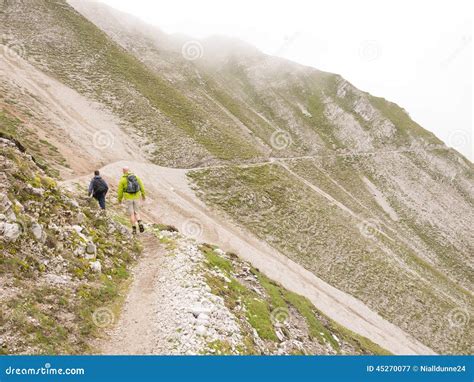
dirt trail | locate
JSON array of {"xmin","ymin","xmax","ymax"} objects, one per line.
[
  {"xmin": 68, "ymin": 160, "xmax": 435, "ymax": 355},
  {"xmin": 100, "ymin": 234, "xmax": 165, "ymax": 354}
]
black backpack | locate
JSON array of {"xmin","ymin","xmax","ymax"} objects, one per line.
[
  {"xmin": 93, "ymin": 177, "xmax": 108, "ymax": 194},
  {"xmin": 125, "ymin": 174, "xmax": 140, "ymax": 194}
]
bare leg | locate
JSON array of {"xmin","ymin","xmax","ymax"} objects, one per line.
[{"xmin": 130, "ymin": 212, "xmax": 137, "ymax": 225}]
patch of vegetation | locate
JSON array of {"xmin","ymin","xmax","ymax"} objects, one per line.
[
  {"xmin": 206, "ymin": 339, "xmax": 234, "ymax": 355},
  {"xmin": 201, "ymin": 244, "xmax": 233, "ymax": 274},
  {"xmin": 202, "ymin": 247, "xmax": 390, "ymax": 354},
  {"xmin": 0, "ymin": 108, "xmax": 65, "ymax": 177}
]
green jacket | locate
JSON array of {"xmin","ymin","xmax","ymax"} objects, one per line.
[{"xmin": 117, "ymin": 173, "xmax": 146, "ymax": 202}]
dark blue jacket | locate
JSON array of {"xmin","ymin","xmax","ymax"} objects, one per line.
[{"xmin": 88, "ymin": 176, "xmax": 108, "ymax": 196}]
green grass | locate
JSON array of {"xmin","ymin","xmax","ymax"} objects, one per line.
[
  {"xmin": 245, "ymin": 297, "xmax": 278, "ymax": 341},
  {"xmin": 201, "ymin": 244, "xmax": 233, "ymax": 273},
  {"xmin": 201, "ymin": 247, "xmax": 390, "ymax": 354}
]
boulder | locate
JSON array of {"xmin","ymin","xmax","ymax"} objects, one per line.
[
  {"xmin": 0, "ymin": 222, "xmax": 22, "ymax": 242},
  {"xmin": 86, "ymin": 241, "xmax": 97, "ymax": 255},
  {"xmin": 72, "ymin": 225, "xmax": 83, "ymax": 233},
  {"xmin": 89, "ymin": 260, "xmax": 102, "ymax": 273},
  {"xmin": 196, "ymin": 313, "xmax": 210, "ymax": 327},
  {"xmin": 25, "ymin": 184, "xmax": 44, "ymax": 197},
  {"xmin": 196, "ymin": 325, "xmax": 207, "ymax": 336},
  {"xmin": 31, "ymin": 222, "xmax": 43, "ymax": 241}
]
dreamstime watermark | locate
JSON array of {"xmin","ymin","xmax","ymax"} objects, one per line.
[
  {"xmin": 357, "ymin": 218, "xmax": 382, "ymax": 240},
  {"xmin": 447, "ymin": 307, "xmax": 470, "ymax": 328},
  {"xmin": 92, "ymin": 307, "xmax": 115, "ymax": 328},
  {"xmin": 270, "ymin": 306, "xmax": 291, "ymax": 325},
  {"xmin": 270, "ymin": 130, "xmax": 292, "ymax": 150},
  {"xmin": 358, "ymin": 40, "xmax": 382, "ymax": 61},
  {"xmin": 92, "ymin": 130, "xmax": 115, "ymax": 150},
  {"xmin": 1, "ymin": 34, "xmax": 27, "ymax": 60},
  {"xmin": 4, "ymin": 363, "xmax": 85, "ymax": 376},
  {"xmin": 274, "ymin": 32, "xmax": 301, "ymax": 56},
  {"xmin": 447, "ymin": 130, "xmax": 471, "ymax": 156},
  {"xmin": 181, "ymin": 218, "xmax": 203, "ymax": 239},
  {"xmin": 441, "ymin": 34, "xmax": 471, "ymax": 68},
  {"xmin": 181, "ymin": 40, "xmax": 204, "ymax": 61}
]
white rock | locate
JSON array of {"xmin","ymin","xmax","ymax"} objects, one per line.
[
  {"xmin": 31, "ymin": 222, "xmax": 43, "ymax": 241},
  {"xmin": 1, "ymin": 222, "xmax": 21, "ymax": 242},
  {"xmin": 72, "ymin": 225, "xmax": 83, "ymax": 233},
  {"xmin": 44, "ymin": 274, "xmax": 71, "ymax": 285},
  {"xmin": 196, "ymin": 325, "xmax": 207, "ymax": 336},
  {"xmin": 26, "ymin": 184, "xmax": 44, "ymax": 196},
  {"xmin": 197, "ymin": 313, "xmax": 210, "ymax": 324},
  {"xmin": 89, "ymin": 260, "xmax": 102, "ymax": 273},
  {"xmin": 190, "ymin": 305, "xmax": 211, "ymax": 318},
  {"xmin": 86, "ymin": 241, "xmax": 97, "ymax": 255}
]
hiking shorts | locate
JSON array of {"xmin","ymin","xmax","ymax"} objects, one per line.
[{"xmin": 125, "ymin": 199, "xmax": 140, "ymax": 215}]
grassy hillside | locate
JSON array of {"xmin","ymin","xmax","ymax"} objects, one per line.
[
  {"xmin": 0, "ymin": 133, "xmax": 142, "ymax": 354},
  {"xmin": 188, "ymin": 163, "xmax": 473, "ymax": 354}
]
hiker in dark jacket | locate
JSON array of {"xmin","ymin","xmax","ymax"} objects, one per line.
[{"xmin": 88, "ymin": 170, "xmax": 109, "ymax": 210}]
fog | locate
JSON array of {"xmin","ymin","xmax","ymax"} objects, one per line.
[{"xmin": 99, "ymin": 0, "xmax": 472, "ymax": 159}]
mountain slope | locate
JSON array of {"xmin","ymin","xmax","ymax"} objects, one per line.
[
  {"xmin": 1, "ymin": 0, "xmax": 472, "ymax": 355},
  {"xmin": 0, "ymin": 135, "xmax": 390, "ymax": 355}
]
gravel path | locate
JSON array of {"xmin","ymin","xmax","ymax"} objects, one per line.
[{"xmin": 99, "ymin": 232, "xmax": 242, "ymax": 355}]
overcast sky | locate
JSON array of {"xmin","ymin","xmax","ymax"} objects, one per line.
[{"xmin": 99, "ymin": 0, "xmax": 472, "ymax": 160}]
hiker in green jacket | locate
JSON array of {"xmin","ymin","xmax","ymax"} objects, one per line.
[{"xmin": 117, "ymin": 166, "xmax": 146, "ymax": 234}]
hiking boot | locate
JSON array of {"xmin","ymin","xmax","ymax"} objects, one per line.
[
  {"xmin": 138, "ymin": 222, "xmax": 145, "ymax": 233},
  {"xmin": 132, "ymin": 226, "xmax": 137, "ymax": 235}
]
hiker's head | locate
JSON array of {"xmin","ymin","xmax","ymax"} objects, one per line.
[
  {"xmin": 122, "ymin": 166, "xmax": 129, "ymax": 174},
  {"xmin": 94, "ymin": 170, "xmax": 100, "ymax": 176}
]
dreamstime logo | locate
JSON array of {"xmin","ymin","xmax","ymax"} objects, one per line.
[
  {"xmin": 181, "ymin": 218, "xmax": 203, "ymax": 239},
  {"xmin": 181, "ymin": 40, "xmax": 204, "ymax": 61},
  {"xmin": 274, "ymin": 32, "xmax": 301, "ymax": 56},
  {"xmin": 92, "ymin": 307, "xmax": 115, "ymax": 328},
  {"xmin": 270, "ymin": 307, "xmax": 291, "ymax": 324},
  {"xmin": 93, "ymin": 130, "xmax": 115, "ymax": 150},
  {"xmin": 270, "ymin": 130, "xmax": 292, "ymax": 150},
  {"xmin": 358, "ymin": 219, "xmax": 381, "ymax": 240},
  {"xmin": 447, "ymin": 130, "xmax": 471, "ymax": 154},
  {"xmin": 1, "ymin": 34, "xmax": 27, "ymax": 60},
  {"xmin": 441, "ymin": 34, "xmax": 471, "ymax": 68},
  {"xmin": 358, "ymin": 40, "xmax": 381, "ymax": 61},
  {"xmin": 448, "ymin": 308, "xmax": 470, "ymax": 328}
]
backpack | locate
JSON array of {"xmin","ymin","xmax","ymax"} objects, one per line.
[
  {"xmin": 125, "ymin": 174, "xmax": 140, "ymax": 194},
  {"xmin": 93, "ymin": 177, "xmax": 108, "ymax": 194}
]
